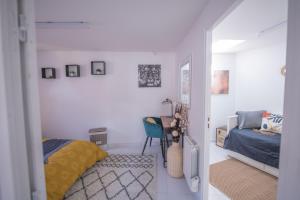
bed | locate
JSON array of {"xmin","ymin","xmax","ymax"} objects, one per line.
[
  {"xmin": 224, "ymin": 115, "xmax": 280, "ymax": 177},
  {"xmin": 43, "ymin": 138, "xmax": 108, "ymax": 200}
]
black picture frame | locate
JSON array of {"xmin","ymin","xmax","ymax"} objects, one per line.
[
  {"xmin": 138, "ymin": 64, "xmax": 161, "ymax": 87},
  {"xmin": 66, "ymin": 65, "xmax": 80, "ymax": 77},
  {"xmin": 91, "ymin": 61, "xmax": 106, "ymax": 75},
  {"xmin": 41, "ymin": 67, "xmax": 56, "ymax": 79}
]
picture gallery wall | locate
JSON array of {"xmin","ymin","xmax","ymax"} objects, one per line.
[{"xmin": 37, "ymin": 51, "xmax": 175, "ymax": 143}]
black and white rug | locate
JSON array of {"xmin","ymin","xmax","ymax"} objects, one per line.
[{"xmin": 64, "ymin": 154, "xmax": 156, "ymax": 200}]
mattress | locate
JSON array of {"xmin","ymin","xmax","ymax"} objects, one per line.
[{"xmin": 224, "ymin": 128, "xmax": 281, "ymax": 168}]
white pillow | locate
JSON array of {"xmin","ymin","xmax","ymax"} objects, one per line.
[{"xmin": 260, "ymin": 112, "xmax": 283, "ymax": 134}]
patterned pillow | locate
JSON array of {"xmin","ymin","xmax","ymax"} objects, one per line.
[{"xmin": 260, "ymin": 112, "xmax": 283, "ymax": 134}]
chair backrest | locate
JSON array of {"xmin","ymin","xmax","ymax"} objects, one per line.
[{"xmin": 142, "ymin": 117, "xmax": 163, "ymax": 138}]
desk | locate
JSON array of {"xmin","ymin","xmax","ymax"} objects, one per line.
[
  {"xmin": 161, "ymin": 116, "xmax": 173, "ymax": 146},
  {"xmin": 161, "ymin": 116, "xmax": 173, "ymax": 129}
]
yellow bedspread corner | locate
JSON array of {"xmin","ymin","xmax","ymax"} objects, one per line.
[{"xmin": 45, "ymin": 140, "xmax": 108, "ymax": 200}]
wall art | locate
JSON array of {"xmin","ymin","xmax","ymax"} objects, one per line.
[{"xmin": 138, "ymin": 64, "xmax": 161, "ymax": 87}]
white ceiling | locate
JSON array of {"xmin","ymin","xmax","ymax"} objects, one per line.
[
  {"xmin": 35, "ymin": 0, "xmax": 208, "ymax": 51},
  {"xmin": 212, "ymin": 0, "xmax": 288, "ymax": 53}
]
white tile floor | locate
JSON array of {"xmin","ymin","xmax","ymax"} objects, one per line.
[
  {"xmin": 107, "ymin": 142, "xmax": 197, "ymax": 200},
  {"xmin": 209, "ymin": 142, "xmax": 229, "ymax": 165},
  {"xmin": 105, "ymin": 141, "xmax": 230, "ymax": 200}
]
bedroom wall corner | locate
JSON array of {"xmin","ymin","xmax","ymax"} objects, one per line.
[
  {"xmin": 235, "ymin": 43, "xmax": 286, "ymax": 114},
  {"xmin": 210, "ymin": 53, "xmax": 236, "ymax": 141}
]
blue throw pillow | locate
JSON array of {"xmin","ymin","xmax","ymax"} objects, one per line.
[{"xmin": 236, "ymin": 110, "xmax": 265, "ymax": 129}]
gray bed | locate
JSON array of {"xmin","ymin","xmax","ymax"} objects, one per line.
[{"xmin": 224, "ymin": 127, "xmax": 281, "ymax": 168}]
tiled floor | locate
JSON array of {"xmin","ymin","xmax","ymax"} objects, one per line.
[
  {"xmin": 105, "ymin": 141, "xmax": 230, "ymax": 200},
  {"xmin": 209, "ymin": 142, "xmax": 229, "ymax": 165}
]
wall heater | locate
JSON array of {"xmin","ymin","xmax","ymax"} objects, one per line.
[{"xmin": 183, "ymin": 135, "xmax": 200, "ymax": 192}]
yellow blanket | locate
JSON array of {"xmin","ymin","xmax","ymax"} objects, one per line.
[{"xmin": 44, "ymin": 140, "xmax": 108, "ymax": 200}]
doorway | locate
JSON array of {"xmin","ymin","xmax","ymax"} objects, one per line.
[{"xmin": 206, "ymin": 0, "xmax": 287, "ymax": 199}]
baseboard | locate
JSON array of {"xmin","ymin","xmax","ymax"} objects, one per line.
[
  {"xmin": 103, "ymin": 141, "xmax": 161, "ymax": 150},
  {"xmin": 106, "ymin": 142, "xmax": 142, "ymax": 149}
]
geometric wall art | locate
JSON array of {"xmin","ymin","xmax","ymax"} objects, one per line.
[{"xmin": 138, "ymin": 64, "xmax": 161, "ymax": 87}]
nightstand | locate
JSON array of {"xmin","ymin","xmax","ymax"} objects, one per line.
[{"xmin": 216, "ymin": 126, "xmax": 227, "ymax": 148}]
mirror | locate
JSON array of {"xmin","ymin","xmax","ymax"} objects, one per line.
[{"xmin": 180, "ymin": 57, "xmax": 192, "ymax": 107}]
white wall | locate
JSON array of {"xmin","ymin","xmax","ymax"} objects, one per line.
[
  {"xmin": 210, "ymin": 43, "xmax": 286, "ymax": 142},
  {"xmin": 210, "ymin": 54, "xmax": 236, "ymax": 141},
  {"xmin": 175, "ymin": 0, "xmax": 238, "ymax": 199},
  {"xmin": 37, "ymin": 51, "xmax": 176, "ymax": 144},
  {"xmin": 235, "ymin": 43, "xmax": 286, "ymax": 114}
]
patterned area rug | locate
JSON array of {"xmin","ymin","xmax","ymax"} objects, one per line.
[{"xmin": 64, "ymin": 154, "xmax": 156, "ymax": 200}]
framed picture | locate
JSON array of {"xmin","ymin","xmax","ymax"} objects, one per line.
[
  {"xmin": 41, "ymin": 67, "xmax": 56, "ymax": 79},
  {"xmin": 91, "ymin": 61, "xmax": 106, "ymax": 75},
  {"xmin": 211, "ymin": 70, "xmax": 229, "ymax": 94},
  {"xmin": 66, "ymin": 65, "xmax": 80, "ymax": 77},
  {"xmin": 180, "ymin": 57, "xmax": 192, "ymax": 107},
  {"xmin": 138, "ymin": 64, "xmax": 161, "ymax": 87}
]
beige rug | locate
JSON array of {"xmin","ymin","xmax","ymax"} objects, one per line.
[{"xmin": 210, "ymin": 159, "xmax": 278, "ymax": 200}]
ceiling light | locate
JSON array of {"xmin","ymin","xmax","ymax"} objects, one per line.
[
  {"xmin": 36, "ymin": 21, "xmax": 90, "ymax": 29},
  {"xmin": 212, "ymin": 40, "xmax": 245, "ymax": 53}
]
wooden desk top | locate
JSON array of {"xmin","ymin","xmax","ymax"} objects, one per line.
[{"xmin": 160, "ymin": 116, "xmax": 173, "ymax": 129}]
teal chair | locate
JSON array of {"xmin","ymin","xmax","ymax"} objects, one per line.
[{"xmin": 142, "ymin": 117, "xmax": 165, "ymax": 161}]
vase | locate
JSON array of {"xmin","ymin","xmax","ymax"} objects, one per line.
[{"xmin": 167, "ymin": 142, "xmax": 183, "ymax": 178}]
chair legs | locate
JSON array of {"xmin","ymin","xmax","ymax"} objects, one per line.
[
  {"xmin": 142, "ymin": 137, "xmax": 166, "ymax": 165},
  {"xmin": 160, "ymin": 139, "xmax": 165, "ymax": 162},
  {"xmin": 166, "ymin": 134, "xmax": 170, "ymax": 148},
  {"xmin": 142, "ymin": 137, "xmax": 149, "ymax": 155}
]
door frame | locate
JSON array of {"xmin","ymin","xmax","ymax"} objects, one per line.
[
  {"xmin": 202, "ymin": 0, "xmax": 244, "ymax": 199},
  {"xmin": 0, "ymin": 0, "xmax": 32, "ymax": 199},
  {"xmin": 19, "ymin": 0, "xmax": 47, "ymax": 199},
  {"xmin": 278, "ymin": 0, "xmax": 300, "ymax": 199},
  {"xmin": 2, "ymin": 0, "xmax": 299, "ymax": 199},
  {"xmin": 203, "ymin": 0, "xmax": 300, "ymax": 199},
  {"xmin": 0, "ymin": 0, "xmax": 46, "ymax": 199}
]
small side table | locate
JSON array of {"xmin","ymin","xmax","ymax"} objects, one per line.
[
  {"xmin": 89, "ymin": 127, "xmax": 107, "ymax": 146},
  {"xmin": 216, "ymin": 126, "xmax": 227, "ymax": 148}
]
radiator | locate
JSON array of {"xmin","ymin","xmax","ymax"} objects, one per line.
[{"xmin": 183, "ymin": 135, "xmax": 200, "ymax": 192}]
